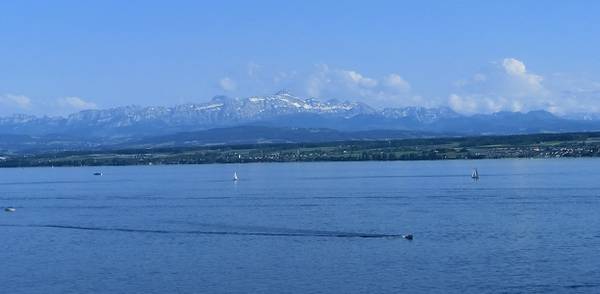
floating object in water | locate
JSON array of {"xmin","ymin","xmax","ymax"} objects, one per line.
[
  {"xmin": 471, "ymin": 168, "xmax": 479, "ymax": 180},
  {"xmin": 233, "ymin": 172, "xmax": 239, "ymax": 181},
  {"xmin": 93, "ymin": 172, "xmax": 103, "ymax": 176},
  {"xmin": 4, "ymin": 207, "xmax": 16, "ymax": 212},
  {"xmin": 402, "ymin": 234, "xmax": 413, "ymax": 240}
]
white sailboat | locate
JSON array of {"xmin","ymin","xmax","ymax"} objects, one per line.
[
  {"xmin": 471, "ymin": 168, "xmax": 479, "ymax": 179},
  {"xmin": 233, "ymin": 172, "xmax": 239, "ymax": 181}
]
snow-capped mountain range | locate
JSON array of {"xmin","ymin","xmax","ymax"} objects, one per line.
[{"xmin": 1, "ymin": 90, "xmax": 599, "ymax": 140}]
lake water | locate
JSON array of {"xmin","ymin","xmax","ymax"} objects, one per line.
[{"xmin": 1, "ymin": 159, "xmax": 599, "ymax": 293}]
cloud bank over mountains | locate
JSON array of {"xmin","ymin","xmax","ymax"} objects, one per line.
[
  {"xmin": 3, "ymin": 57, "xmax": 600, "ymax": 117},
  {"xmin": 213, "ymin": 57, "xmax": 600, "ymax": 116},
  {"xmin": 449, "ymin": 58, "xmax": 550, "ymax": 114},
  {"xmin": 0, "ymin": 94, "xmax": 98, "ymax": 116},
  {"xmin": 0, "ymin": 94, "xmax": 32, "ymax": 111},
  {"xmin": 460, "ymin": 58, "xmax": 600, "ymax": 115},
  {"xmin": 305, "ymin": 65, "xmax": 414, "ymax": 108}
]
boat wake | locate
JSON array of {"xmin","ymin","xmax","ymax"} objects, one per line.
[{"xmin": 0, "ymin": 224, "xmax": 403, "ymax": 239}]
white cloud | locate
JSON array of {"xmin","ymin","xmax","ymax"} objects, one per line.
[
  {"xmin": 448, "ymin": 57, "xmax": 600, "ymax": 115},
  {"xmin": 342, "ymin": 70, "xmax": 378, "ymax": 88},
  {"xmin": 501, "ymin": 58, "xmax": 544, "ymax": 93},
  {"xmin": 502, "ymin": 58, "xmax": 527, "ymax": 76},
  {"xmin": 448, "ymin": 94, "xmax": 476, "ymax": 114},
  {"xmin": 219, "ymin": 77, "xmax": 237, "ymax": 92},
  {"xmin": 57, "ymin": 96, "xmax": 97, "ymax": 110},
  {"xmin": 0, "ymin": 94, "xmax": 32, "ymax": 109},
  {"xmin": 383, "ymin": 74, "xmax": 411, "ymax": 92},
  {"xmin": 448, "ymin": 57, "xmax": 552, "ymax": 114},
  {"xmin": 305, "ymin": 64, "xmax": 418, "ymax": 107},
  {"xmin": 221, "ymin": 59, "xmax": 600, "ymax": 115},
  {"xmin": 449, "ymin": 94, "xmax": 516, "ymax": 114}
]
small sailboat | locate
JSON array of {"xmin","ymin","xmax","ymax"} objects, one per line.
[
  {"xmin": 233, "ymin": 172, "xmax": 239, "ymax": 181},
  {"xmin": 93, "ymin": 172, "xmax": 103, "ymax": 176},
  {"xmin": 471, "ymin": 168, "xmax": 479, "ymax": 180}
]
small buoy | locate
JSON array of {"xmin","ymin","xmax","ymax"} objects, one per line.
[
  {"xmin": 402, "ymin": 234, "xmax": 413, "ymax": 240},
  {"xmin": 4, "ymin": 207, "xmax": 16, "ymax": 212}
]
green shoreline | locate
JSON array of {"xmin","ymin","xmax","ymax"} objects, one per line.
[{"xmin": 2, "ymin": 131, "xmax": 600, "ymax": 168}]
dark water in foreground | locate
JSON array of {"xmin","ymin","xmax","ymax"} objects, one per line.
[{"xmin": 1, "ymin": 159, "xmax": 599, "ymax": 293}]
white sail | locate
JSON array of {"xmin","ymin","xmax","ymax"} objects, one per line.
[
  {"xmin": 471, "ymin": 168, "xmax": 479, "ymax": 179},
  {"xmin": 233, "ymin": 172, "xmax": 239, "ymax": 181}
]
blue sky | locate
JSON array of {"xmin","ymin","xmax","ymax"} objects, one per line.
[{"xmin": 1, "ymin": 0, "xmax": 600, "ymax": 116}]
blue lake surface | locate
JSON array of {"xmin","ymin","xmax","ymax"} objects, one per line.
[{"xmin": 1, "ymin": 159, "xmax": 599, "ymax": 293}]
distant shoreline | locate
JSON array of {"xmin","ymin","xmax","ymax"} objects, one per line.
[
  {"xmin": 1, "ymin": 156, "xmax": 598, "ymax": 170},
  {"xmin": 2, "ymin": 131, "xmax": 600, "ymax": 168}
]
